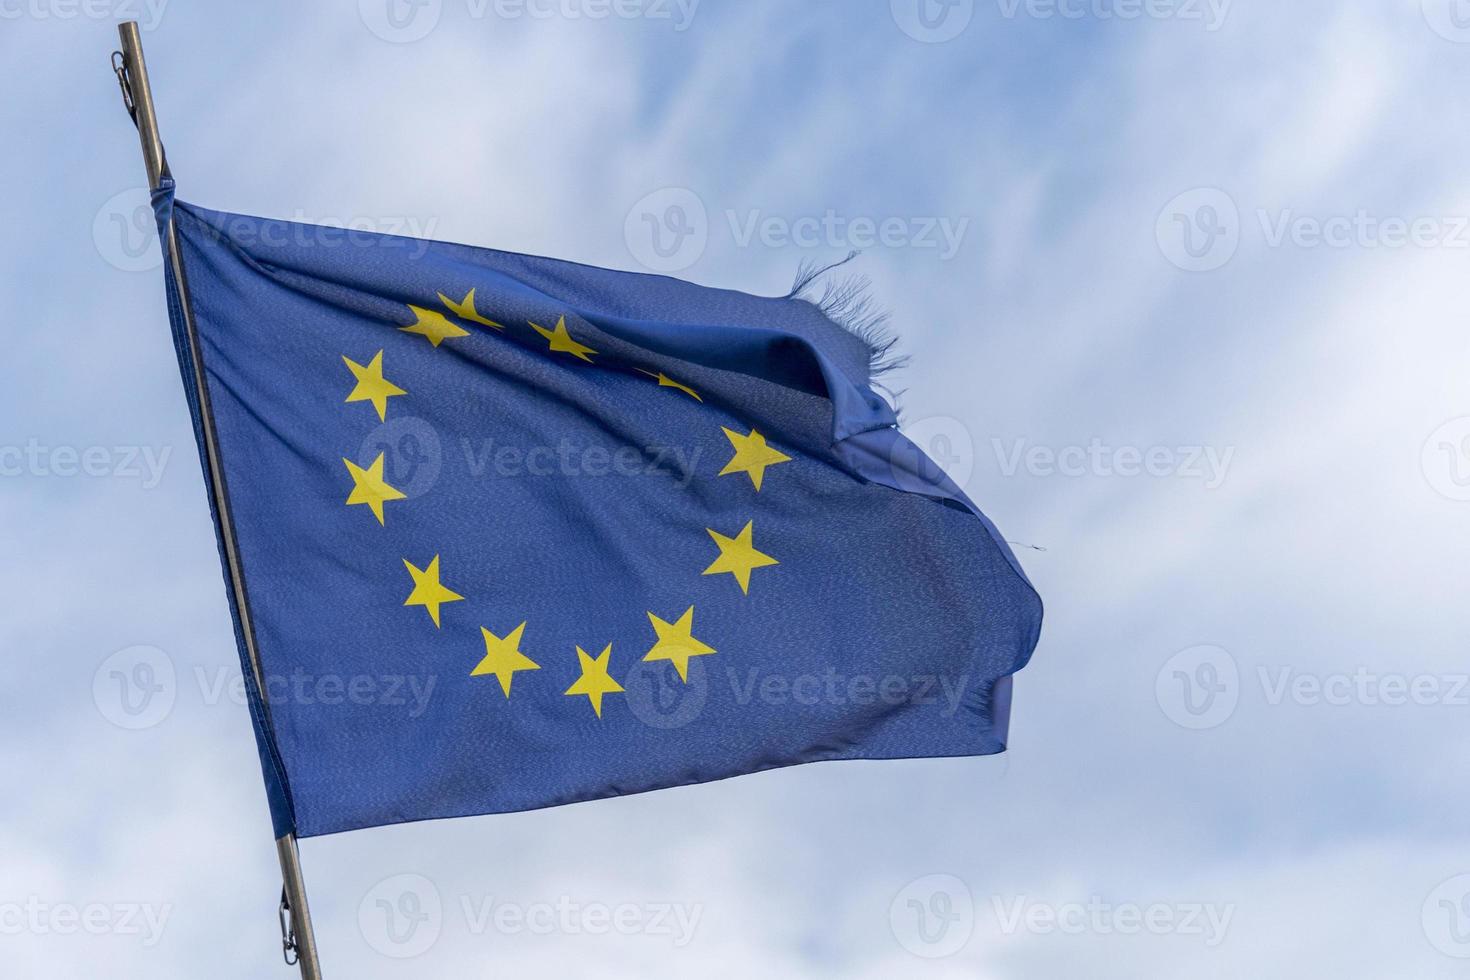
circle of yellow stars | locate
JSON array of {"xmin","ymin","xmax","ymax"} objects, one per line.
[{"xmin": 337, "ymin": 289, "xmax": 792, "ymax": 719}]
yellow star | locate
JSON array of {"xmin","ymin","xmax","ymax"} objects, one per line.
[
  {"xmin": 564, "ymin": 644, "xmax": 624, "ymax": 718},
  {"xmin": 636, "ymin": 368, "xmax": 702, "ymax": 401},
  {"xmin": 400, "ymin": 304, "xmax": 469, "ymax": 347},
  {"xmin": 342, "ymin": 453, "xmax": 407, "ymax": 525},
  {"xmin": 471, "ymin": 622, "xmax": 541, "ymax": 697},
  {"xmin": 529, "ymin": 315, "xmax": 597, "ymax": 362},
  {"xmin": 342, "ymin": 350, "xmax": 407, "ymax": 422},
  {"xmin": 718, "ymin": 427, "xmax": 792, "ymax": 491},
  {"xmin": 642, "ymin": 606, "xmax": 715, "ymax": 682},
  {"xmin": 439, "ymin": 288, "xmax": 504, "ymax": 330},
  {"xmin": 401, "ymin": 555, "xmax": 464, "ymax": 628},
  {"xmin": 703, "ymin": 520, "xmax": 779, "ymax": 594}
]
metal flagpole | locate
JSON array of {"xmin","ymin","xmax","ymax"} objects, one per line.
[{"xmin": 113, "ymin": 22, "xmax": 324, "ymax": 979}]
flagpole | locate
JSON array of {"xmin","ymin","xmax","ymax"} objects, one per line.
[{"xmin": 113, "ymin": 22, "xmax": 324, "ymax": 979}]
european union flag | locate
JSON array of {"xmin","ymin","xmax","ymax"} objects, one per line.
[{"xmin": 151, "ymin": 181, "xmax": 1042, "ymax": 839}]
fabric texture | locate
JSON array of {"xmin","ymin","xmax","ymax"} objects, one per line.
[{"xmin": 152, "ymin": 180, "xmax": 1042, "ymax": 839}]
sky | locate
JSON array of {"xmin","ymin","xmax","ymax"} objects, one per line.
[{"xmin": 2, "ymin": 0, "xmax": 1469, "ymax": 976}]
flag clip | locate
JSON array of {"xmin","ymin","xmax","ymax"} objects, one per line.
[
  {"xmin": 110, "ymin": 50, "xmax": 138, "ymax": 127},
  {"xmin": 278, "ymin": 887, "xmax": 301, "ymax": 966}
]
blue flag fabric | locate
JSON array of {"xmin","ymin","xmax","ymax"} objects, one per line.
[{"xmin": 151, "ymin": 180, "xmax": 1042, "ymax": 839}]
